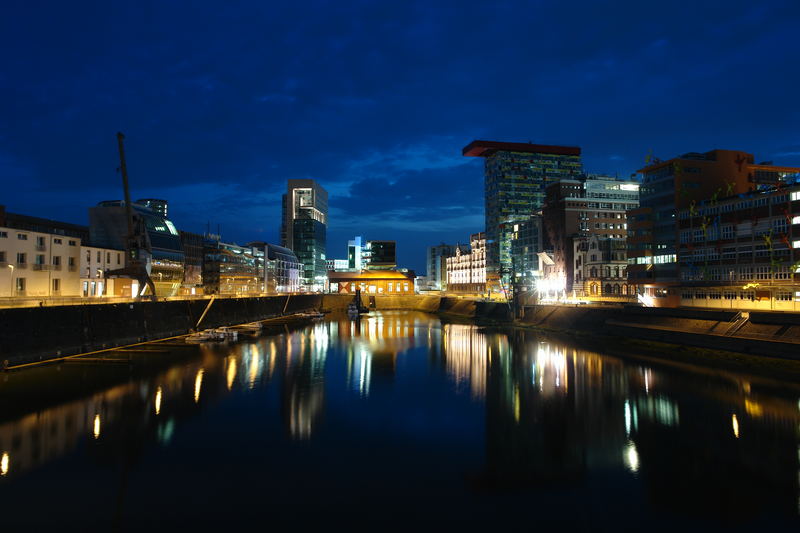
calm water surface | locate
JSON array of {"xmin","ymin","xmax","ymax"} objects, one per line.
[{"xmin": 1, "ymin": 311, "xmax": 799, "ymax": 531}]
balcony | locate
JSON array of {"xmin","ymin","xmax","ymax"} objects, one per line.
[
  {"xmin": 68, "ymin": 265, "xmax": 77, "ymax": 272},
  {"xmin": 32, "ymin": 264, "xmax": 50, "ymax": 271},
  {"xmin": 16, "ymin": 262, "xmax": 27, "ymax": 269},
  {"xmin": 52, "ymin": 264, "xmax": 62, "ymax": 271},
  {"xmin": 35, "ymin": 244, "xmax": 46, "ymax": 251}
]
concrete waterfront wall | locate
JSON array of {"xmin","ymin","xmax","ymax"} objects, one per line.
[
  {"xmin": 520, "ymin": 303, "xmax": 800, "ymax": 360},
  {"xmin": 0, "ymin": 294, "xmax": 321, "ymax": 367},
  {"xmin": 321, "ymin": 294, "xmax": 442, "ymax": 312}
]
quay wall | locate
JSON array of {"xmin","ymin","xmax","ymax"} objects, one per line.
[
  {"xmin": 519, "ymin": 304, "xmax": 800, "ymax": 360},
  {"xmin": 4, "ymin": 291, "xmax": 800, "ymax": 369},
  {"xmin": 0, "ymin": 294, "xmax": 321, "ymax": 367}
]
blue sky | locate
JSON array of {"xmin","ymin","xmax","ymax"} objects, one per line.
[{"xmin": 2, "ymin": 0, "xmax": 799, "ymax": 272}]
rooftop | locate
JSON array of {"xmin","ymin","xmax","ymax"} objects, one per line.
[{"xmin": 463, "ymin": 140, "xmax": 581, "ymax": 157}]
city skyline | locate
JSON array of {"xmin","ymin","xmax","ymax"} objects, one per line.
[{"xmin": 2, "ymin": 1, "xmax": 800, "ymax": 272}]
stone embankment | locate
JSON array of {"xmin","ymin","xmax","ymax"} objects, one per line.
[
  {"xmin": 0, "ymin": 294, "xmax": 321, "ymax": 367},
  {"xmin": 4, "ymin": 292, "xmax": 800, "ymax": 369}
]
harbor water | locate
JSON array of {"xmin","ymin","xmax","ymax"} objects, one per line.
[{"xmin": 0, "ymin": 311, "xmax": 799, "ymax": 531}]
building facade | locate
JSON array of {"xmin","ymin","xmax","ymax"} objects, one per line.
[
  {"xmin": 250, "ymin": 242, "xmax": 302, "ymax": 294},
  {"xmin": 364, "ymin": 240, "xmax": 396, "ymax": 270},
  {"xmin": 445, "ymin": 232, "xmax": 487, "ymax": 293},
  {"xmin": 507, "ymin": 215, "xmax": 547, "ymax": 293},
  {"xmin": 628, "ymin": 149, "xmax": 800, "ymax": 307},
  {"xmin": 573, "ymin": 234, "xmax": 631, "ymax": 299},
  {"xmin": 463, "ymin": 140, "xmax": 582, "ymax": 288},
  {"xmin": 674, "ymin": 181, "xmax": 800, "ymax": 311},
  {"xmin": 202, "ymin": 240, "xmax": 261, "ymax": 295},
  {"xmin": 179, "ymin": 231, "xmax": 205, "ymax": 295},
  {"xmin": 328, "ymin": 270, "xmax": 415, "ymax": 295},
  {"xmin": 281, "ymin": 179, "xmax": 328, "ymax": 290},
  {"xmin": 80, "ymin": 245, "xmax": 126, "ymax": 297},
  {"xmin": 543, "ymin": 175, "xmax": 639, "ymax": 297},
  {"xmin": 426, "ymin": 243, "xmax": 470, "ymax": 291},
  {"xmin": 0, "ymin": 225, "xmax": 82, "ymax": 298}
]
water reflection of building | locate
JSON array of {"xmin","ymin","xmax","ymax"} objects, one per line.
[
  {"xmin": 282, "ymin": 323, "xmax": 327, "ymax": 439},
  {"xmin": 335, "ymin": 313, "xmax": 425, "ymax": 397},
  {"xmin": 0, "ymin": 348, "xmax": 240, "ymax": 481},
  {"xmin": 442, "ymin": 323, "xmax": 488, "ymax": 399}
]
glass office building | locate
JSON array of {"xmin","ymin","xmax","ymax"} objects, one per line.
[
  {"xmin": 463, "ymin": 141, "xmax": 582, "ymax": 288},
  {"xmin": 281, "ymin": 179, "xmax": 328, "ymax": 290}
]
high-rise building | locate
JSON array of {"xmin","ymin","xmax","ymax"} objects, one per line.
[
  {"xmin": 281, "ymin": 179, "xmax": 328, "ymax": 290},
  {"xmin": 463, "ymin": 140, "xmax": 582, "ymax": 288},
  {"xmin": 628, "ymin": 149, "xmax": 800, "ymax": 306}
]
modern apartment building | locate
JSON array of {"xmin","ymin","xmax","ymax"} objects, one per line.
[
  {"xmin": 674, "ymin": 181, "xmax": 800, "ymax": 311},
  {"xmin": 281, "ymin": 179, "xmax": 328, "ymax": 290},
  {"xmin": 628, "ymin": 149, "xmax": 800, "ymax": 306},
  {"xmin": 463, "ymin": 140, "xmax": 582, "ymax": 288}
]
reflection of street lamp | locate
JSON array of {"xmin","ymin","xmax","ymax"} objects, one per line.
[{"xmin": 7, "ymin": 264, "xmax": 14, "ymax": 297}]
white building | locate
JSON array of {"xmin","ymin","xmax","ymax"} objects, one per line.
[
  {"xmin": 0, "ymin": 226, "xmax": 81, "ymax": 298},
  {"xmin": 79, "ymin": 245, "xmax": 126, "ymax": 297}
]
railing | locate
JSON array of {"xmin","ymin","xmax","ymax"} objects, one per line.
[
  {"xmin": 52, "ymin": 264, "xmax": 62, "ymax": 271},
  {"xmin": 35, "ymin": 245, "xmax": 46, "ymax": 251},
  {"xmin": 16, "ymin": 262, "xmax": 27, "ymax": 269},
  {"xmin": 32, "ymin": 264, "xmax": 50, "ymax": 271},
  {"xmin": 68, "ymin": 265, "xmax": 77, "ymax": 271}
]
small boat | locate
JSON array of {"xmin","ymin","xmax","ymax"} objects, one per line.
[
  {"xmin": 213, "ymin": 327, "xmax": 239, "ymax": 341},
  {"xmin": 234, "ymin": 322, "xmax": 263, "ymax": 336},
  {"xmin": 299, "ymin": 311, "xmax": 325, "ymax": 320},
  {"xmin": 185, "ymin": 329, "xmax": 226, "ymax": 343}
]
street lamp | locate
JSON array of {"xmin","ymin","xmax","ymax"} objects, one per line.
[{"xmin": 7, "ymin": 264, "xmax": 14, "ymax": 298}]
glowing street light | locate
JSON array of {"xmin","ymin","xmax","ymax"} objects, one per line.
[{"xmin": 7, "ymin": 264, "xmax": 14, "ymax": 297}]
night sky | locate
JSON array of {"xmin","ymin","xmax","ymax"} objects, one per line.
[{"xmin": 2, "ymin": 1, "xmax": 799, "ymax": 273}]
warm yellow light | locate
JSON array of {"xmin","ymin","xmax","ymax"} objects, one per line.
[
  {"xmin": 742, "ymin": 283, "xmax": 760, "ymax": 290},
  {"xmin": 194, "ymin": 369, "xmax": 204, "ymax": 403},
  {"xmin": 1, "ymin": 453, "xmax": 8, "ymax": 476},
  {"xmin": 226, "ymin": 357, "xmax": 237, "ymax": 390},
  {"xmin": 732, "ymin": 414, "xmax": 740, "ymax": 438},
  {"xmin": 93, "ymin": 414, "xmax": 101, "ymax": 439},
  {"xmin": 155, "ymin": 387, "xmax": 163, "ymax": 415},
  {"xmin": 249, "ymin": 354, "xmax": 259, "ymax": 390},
  {"xmin": 744, "ymin": 399, "xmax": 763, "ymax": 417}
]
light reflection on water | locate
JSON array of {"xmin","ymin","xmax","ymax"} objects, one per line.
[{"xmin": 0, "ymin": 310, "xmax": 798, "ymax": 528}]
